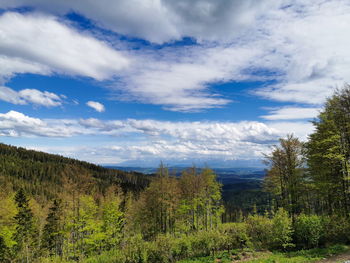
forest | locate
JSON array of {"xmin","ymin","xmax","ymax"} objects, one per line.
[{"xmin": 1, "ymin": 85, "xmax": 350, "ymax": 262}]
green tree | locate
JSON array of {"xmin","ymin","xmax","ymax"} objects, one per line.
[
  {"xmin": 264, "ymin": 135, "xmax": 306, "ymax": 219},
  {"xmin": 13, "ymin": 188, "xmax": 37, "ymax": 262},
  {"xmin": 307, "ymin": 85, "xmax": 350, "ymax": 216},
  {"xmin": 41, "ymin": 199, "xmax": 64, "ymax": 257},
  {"xmin": 101, "ymin": 189, "xmax": 124, "ymax": 250},
  {"xmin": 270, "ymin": 208, "xmax": 293, "ymax": 250},
  {"xmin": 134, "ymin": 164, "xmax": 181, "ymax": 238}
]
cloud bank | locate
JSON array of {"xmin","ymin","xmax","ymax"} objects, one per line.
[{"xmin": 0, "ymin": 110, "xmax": 314, "ymax": 163}]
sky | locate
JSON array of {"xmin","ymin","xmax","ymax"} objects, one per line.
[{"xmin": 0, "ymin": 0, "xmax": 349, "ymax": 167}]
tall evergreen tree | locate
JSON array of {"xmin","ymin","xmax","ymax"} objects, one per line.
[
  {"xmin": 13, "ymin": 188, "xmax": 37, "ymax": 262},
  {"xmin": 41, "ymin": 199, "xmax": 63, "ymax": 257}
]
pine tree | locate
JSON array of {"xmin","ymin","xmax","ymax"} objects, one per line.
[
  {"xmin": 13, "ymin": 188, "xmax": 37, "ymax": 262},
  {"xmin": 42, "ymin": 199, "xmax": 63, "ymax": 257}
]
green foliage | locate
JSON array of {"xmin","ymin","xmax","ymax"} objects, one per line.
[
  {"xmin": 13, "ymin": 188, "xmax": 38, "ymax": 261},
  {"xmin": 218, "ymin": 222, "xmax": 250, "ymax": 251},
  {"xmin": 246, "ymin": 214, "xmax": 272, "ymax": 250},
  {"xmin": 85, "ymin": 249, "xmax": 126, "ymax": 263},
  {"xmin": 41, "ymin": 199, "xmax": 64, "ymax": 257},
  {"xmin": 101, "ymin": 195, "xmax": 124, "ymax": 250},
  {"xmin": 263, "ymin": 135, "xmax": 306, "ymax": 217},
  {"xmin": 171, "ymin": 234, "xmax": 192, "ymax": 260},
  {"xmin": 306, "ymin": 85, "xmax": 350, "ymax": 216},
  {"xmin": 146, "ymin": 235, "xmax": 173, "ymax": 263},
  {"xmin": 178, "ymin": 245, "xmax": 349, "ymax": 263},
  {"xmin": 293, "ymin": 214, "xmax": 323, "ymax": 249},
  {"xmin": 270, "ymin": 208, "xmax": 294, "ymax": 250},
  {"xmin": 121, "ymin": 234, "xmax": 148, "ymax": 263},
  {"xmin": 321, "ymin": 215, "xmax": 350, "ymax": 245},
  {"xmin": 0, "ymin": 143, "xmax": 150, "ymax": 200},
  {"xmin": 0, "ymin": 236, "xmax": 8, "ymax": 262}
]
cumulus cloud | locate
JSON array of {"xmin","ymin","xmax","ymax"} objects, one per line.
[
  {"xmin": 261, "ymin": 106, "xmax": 320, "ymax": 120},
  {"xmin": 0, "ymin": 111, "xmax": 315, "ymax": 162},
  {"xmin": 1, "ymin": 1, "xmax": 349, "ymax": 112},
  {"xmin": 0, "ymin": 86, "xmax": 64, "ymax": 106},
  {"xmin": 0, "ymin": 0, "xmax": 277, "ymax": 43},
  {"xmin": 86, "ymin": 101, "xmax": 105, "ymax": 112},
  {"xmin": 0, "ymin": 111, "xmax": 83, "ymax": 137},
  {"xmin": 107, "ymin": 0, "xmax": 350, "ymax": 111},
  {"xmin": 0, "ymin": 12, "xmax": 129, "ymax": 81}
]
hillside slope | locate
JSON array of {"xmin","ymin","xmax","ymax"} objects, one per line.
[{"xmin": 0, "ymin": 143, "xmax": 150, "ymax": 200}]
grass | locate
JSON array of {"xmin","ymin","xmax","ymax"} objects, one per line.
[{"xmin": 178, "ymin": 245, "xmax": 349, "ymax": 263}]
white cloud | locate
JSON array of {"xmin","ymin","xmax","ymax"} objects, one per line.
[
  {"xmin": 0, "ymin": 55, "xmax": 49, "ymax": 82},
  {"xmin": 107, "ymin": 0, "xmax": 350, "ymax": 111},
  {"xmin": 0, "ymin": 111, "xmax": 83, "ymax": 137},
  {"xmin": 115, "ymin": 44, "xmax": 263, "ymax": 111},
  {"xmin": 0, "ymin": 12, "xmax": 129, "ymax": 81},
  {"xmin": 252, "ymin": 0, "xmax": 350, "ymax": 105},
  {"xmin": 268, "ymin": 121, "xmax": 315, "ymax": 141},
  {"xmin": 0, "ymin": 111, "xmax": 315, "ymax": 162},
  {"xmin": 261, "ymin": 106, "xmax": 320, "ymax": 120},
  {"xmin": 86, "ymin": 101, "xmax": 105, "ymax": 112},
  {"xmin": 1, "ymin": 1, "xmax": 349, "ymax": 112},
  {"xmin": 0, "ymin": 0, "xmax": 277, "ymax": 43},
  {"xmin": 0, "ymin": 86, "xmax": 64, "ymax": 106}
]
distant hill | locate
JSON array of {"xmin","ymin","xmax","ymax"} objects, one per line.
[
  {"xmin": 107, "ymin": 166, "xmax": 265, "ymax": 184},
  {"xmin": 107, "ymin": 165, "xmax": 269, "ymax": 218},
  {"xmin": 0, "ymin": 143, "xmax": 150, "ymax": 200}
]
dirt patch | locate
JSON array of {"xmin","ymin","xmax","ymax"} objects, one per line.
[{"xmin": 317, "ymin": 250, "xmax": 350, "ymax": 263}]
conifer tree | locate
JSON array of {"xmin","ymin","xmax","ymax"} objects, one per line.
[
  {"xmin": 13, "ymin": 188, "xmax": 37, "ymax": 262},
  {"xmin": 42, "ymin": 199, "xmax": 63, "ymax": 257}
]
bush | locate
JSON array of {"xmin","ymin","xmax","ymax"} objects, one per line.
[
  {"xmin": 246, "ymin": 214, "xmax": 273, "ymax": 250},
  {"xmin": 121, "ymin": 234, "xmax": 148, "ymax": 263},
  {"xmin": 321, "ymin": 215, "xmax": 350, "ymax": 245},
  {"xmin": 189, "ymin": 231, "xmax": 217, "ymax": 257},
  {"xmin": 293, "ymin": 214, "xmax": 323, "ymax": 249},
  {"xmin": 270, "ymin": 208, "xmax": 294, "ymax": 250},
  {"xmin": 85, "ymin": 250, "xmax": 125, "ymax": 263},
  {"xmin": 218, "ymin": 222, "xmax": 250, "ymax": 252},
  {"xmin": 146, "ymin": 235, "xmax": 173, "ymax": 263},
  {"xmin": 171, "ymin": 235, "xmax": 192, "ymax": 260}
]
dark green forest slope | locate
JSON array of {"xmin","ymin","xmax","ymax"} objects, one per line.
[{"xmin": 0, "ymin": 143, "xmax": 150, "ymax": 200}]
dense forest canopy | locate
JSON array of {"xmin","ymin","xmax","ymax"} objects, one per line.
[{"xmin": 0, "ymin": 85, "xmax": 350, "ymax": 262}]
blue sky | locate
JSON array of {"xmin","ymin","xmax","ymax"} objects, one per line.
[{"xmin": 0, "ymin": 0, "xmax": 349, "ymax": 166}]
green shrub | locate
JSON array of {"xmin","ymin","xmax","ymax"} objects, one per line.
[
  {"xmin": 121, "ymin": 234, "xmax": 148, "ymax": 263},
  {"xmin": 146, "ymin": 234, "xmax": 173, "ymax": 263},
  {"xmin": 321, "ymin": 215, "xmax": 350, "ymax": 245},
  {"xmin": 270, "ymin": 208, "xmax": 294, "ymax": 250},
  {"xmin": 218, "ymin": 222, "xmax": 250, "ymax": 252},
  {"xmin": 171, "ymin": 235, "xmax": 192, "ymax": 260},
  {"xmin": 246, "ymin": 214, "xmax": 273, "ymax": 250},
  {"xmin": 85, "ymin": 249, "xmax": 125, "ymax": 263},
  {"xmin": 189, "ymin": 231, "xmax": 216, "ymax": 257},
  {"xmin": 293, "ymin": 214, "xmax": 323, "ymax": 249}
]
